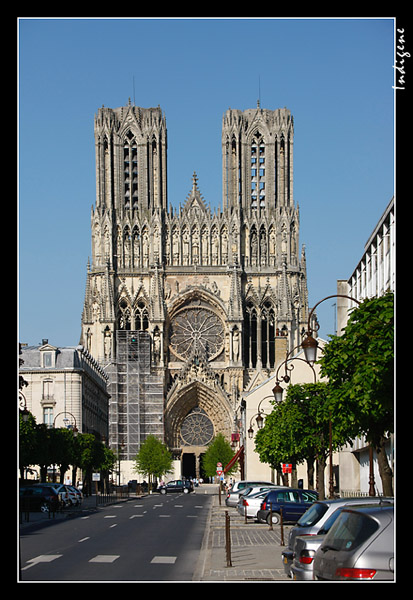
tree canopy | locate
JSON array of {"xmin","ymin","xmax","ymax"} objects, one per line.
[
  {"xmin": 201, "ymin": 433, "xmax": 238, "ymax": 478},
  {"xmin": 318, "ymin": 291, "xmax": 394, "ymax": 447},
  {"xmin": 133, "ymin": 435, "xmax": 173, "ymax": 485}
]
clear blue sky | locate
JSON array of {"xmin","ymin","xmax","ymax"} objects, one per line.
[{"xmin": 18, "ymin": 17, "xmax": 395, "ymax": 347}]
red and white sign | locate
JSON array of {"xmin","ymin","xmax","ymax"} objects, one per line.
[{"xmin": 282, "ymin": 463, "xmax": 292, "ymax": 474}]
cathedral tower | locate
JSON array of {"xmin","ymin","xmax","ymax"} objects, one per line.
[{"xmin": 81, "ymin": 101, "xmax": 309, "ymax": 479}]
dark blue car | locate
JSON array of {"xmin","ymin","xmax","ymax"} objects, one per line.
[{"xmin": 257, "ymin": 488, "xmax": 318, "ymax": 525}]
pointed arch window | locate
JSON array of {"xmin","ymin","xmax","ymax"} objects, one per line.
[
  {"xmin": 261, "ymin": 301, "xmax": 276, "ymax": 368},
  {"xmin": 251, "ymin": 133, "xmax": 265, "ymax": 210},
  {"xmin": 118, "ymin": 298, "xmax": 131, "ymax": 330},
  {"xmin": 244, "ymin": 302, "xmax": 257, "ymax": 368},
  {"xmin": 135, "ymin": 301, "xmax": 149, "ymax": 331},
  {"xmin": 123, "ymin": 131, "xmax": 138, "ymax": 209}
]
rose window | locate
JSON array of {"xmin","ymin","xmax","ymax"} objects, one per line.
[
  {"xmin": 180, "ymin": 407, "xmax": 214, "ymax": 446},
  {"xmin": 169, "ymin": 305, "xmax": 224, "ymax": 361}
]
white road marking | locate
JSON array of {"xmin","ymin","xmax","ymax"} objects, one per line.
[
  {"xmin": 151, "ymin": 556, "xmax": 177, "ymax": 564},
  {"xmin": 89, "ymin": 555, "xmax": 120, "ymax": 563},
  {"xmin": 78, "ymin": 537, "xmax": 90, "ymax": 542},
  {"xmin": 21, "ymin": 555, "xmax": 62, "ymax": 571}
]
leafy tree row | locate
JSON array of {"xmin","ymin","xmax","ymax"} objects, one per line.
[
  {"xmin": 19, "ymin": 412, "xmax": 117, "ymax": 492},
  {"xmin": 254, "ymin": 291, "xmax": 394, "ymax": 498},
  {"xmin": 132, "ymin": 432, "xmax": 238, "ymax": 487}
]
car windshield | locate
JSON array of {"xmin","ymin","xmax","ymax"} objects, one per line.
[
  {"xmin": 322, "ymin": 510, "xmax": 379, "ymax": 552},
  {"xmin": 296, "ymin": 502, "xmax": 329, "ymax": 527}
]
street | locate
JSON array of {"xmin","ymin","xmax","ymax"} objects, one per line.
[{"xmin": 19, "ymin": 491, "xmax": 212, "ymax": 582}]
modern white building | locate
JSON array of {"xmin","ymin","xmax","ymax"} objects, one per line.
[{"xmin": 336, "ymin": 197, "xmax": 394, "ymax": 495}]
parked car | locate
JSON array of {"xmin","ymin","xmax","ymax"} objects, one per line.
[
  {"xmin": 282, "ymin": 496, "xmax": 394, "ymax": 579},
  {"xmin": 312, "ymin": 505, "xmax": 394, "ymax": 581},
  {"xmin": 19, "ymin": 485, "xmax": 62, "ymax": 513},
  {"xmin": 66, "ymin": 485, "xmax": 83, "ymax": 505},
  {"xmin": 257, "ymin": 488, "xmax": 318, "ymax": 525},
  {"xmin": 225, "ymin": 480, "xmax": 280, "ymax": 507},
  {"xmin": 237, "ymin": 489, "xmax": 276, "ymax": 520},
  {"xmin": 157, "ymin": 479, "xmax": 194, "ymax": 494},
  {"xmin": 32, "ymin": 483, "xmax": 74, "ymax": 507}
]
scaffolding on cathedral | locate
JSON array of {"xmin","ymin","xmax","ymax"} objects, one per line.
[{"xmin": 105, "ymin": 331, "xmax": 164, "ymax": 461}]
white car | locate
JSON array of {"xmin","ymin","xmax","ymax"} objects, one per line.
[
  {"xmin": 237, "ymin": 488, "xmax": 278, "ymax": 520},
  {"xmin": 225, "ymin": 480, "xmax": 276, "ymax": 507}
]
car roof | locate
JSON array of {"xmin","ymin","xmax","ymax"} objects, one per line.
[
  {"xmin": 315, "ymin": 496, "xmax": 393, "ymax": 507},
  {"xmin": 342, "ymin": 504, "xmax": 394, "ymax": 516},
  {"xmin": 267, "ymin": 488, "xmax": 316, "ymax": 493}
]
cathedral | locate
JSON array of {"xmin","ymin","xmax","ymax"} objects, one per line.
[{"xmin": 80, "ymin": 100, "xmax": 311, "ymax": 479}]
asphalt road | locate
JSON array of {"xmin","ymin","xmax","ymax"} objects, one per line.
[{"xmin": 19, "ymin": 492, "xmax": 213, "ymax": 582}]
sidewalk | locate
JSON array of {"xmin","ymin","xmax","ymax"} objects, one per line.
[{"xmin": 198, "ymin": 489, "xmax": 293, "ymax": 582}]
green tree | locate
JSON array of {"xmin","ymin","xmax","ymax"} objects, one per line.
[
  {"xmin": 201, "ymin": 433, "xmax": 237, "ymax": 478},
  {"xmin": 133, "ymin": 435, "xmax": 173, "ymax": 492},
  {"xmin": 254, "ymin": 383, "xmax": 346, "ymax": 499},
  {"xmin": 76, "ymin": 433, "xmax": 106, "ymax": 494},
  {"xmin": 19, "ymin": 411, "xmax": 38, "ymax": 479},
  {"xmin": 318, "ymin": 291, "xmax": 394, "ymax": 495}
]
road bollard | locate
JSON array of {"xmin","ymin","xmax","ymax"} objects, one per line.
[
  {"xmin": 225, "ymin": 510, "xmax": 232, "ymax": 567},
  {"xmin": 280, "ymin": 507, "xmax": 285, "ymax": 546},
  {"xmin": 268, "ymin": 502, "xmax": 273, "ymax": 531}
]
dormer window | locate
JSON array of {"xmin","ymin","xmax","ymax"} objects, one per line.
[{"xmin": 40, "ymin": 343, "xmax": 57, "ymax": 368}]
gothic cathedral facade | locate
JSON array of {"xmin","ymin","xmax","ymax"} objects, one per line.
[{"xmin": 80, "ymin": 101, "xmax": 310, "ymax": 477}]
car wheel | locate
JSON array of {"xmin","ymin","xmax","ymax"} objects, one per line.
[
  {"xmin": 183, "ymin": 488, "xmax": 189, "ymax": 494},
  {"xmin": 160, "ymin": 488, "xmax": 167, "ymax": 494},
  {"xmin": 40, "ymin": 502, "xmax": 50, "ymax": 513},
  {"xmin": 267, "ymin": 512, "xmax": 280, "ymax": 525}
]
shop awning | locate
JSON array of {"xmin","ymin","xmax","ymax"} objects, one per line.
[{"xmin": 224, "ymin": 445, "xmax": 244, "ymax": 473}]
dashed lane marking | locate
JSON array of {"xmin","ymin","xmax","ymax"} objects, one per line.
[
  {"xmin": 21, "ymin": 555, "xmax": 62, "ymax": 571},
  {"xmin": 151, "ymin": 556, "xmax": 177, "ymax": 564},
  {"xmin": 89, "ymin": 555, "xmax": 120, "ymax": 563}
]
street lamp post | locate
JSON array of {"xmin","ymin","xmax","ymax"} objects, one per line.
[{"xmin": 301, "ymin": 294, "xmax": 361, "ymax": 499}]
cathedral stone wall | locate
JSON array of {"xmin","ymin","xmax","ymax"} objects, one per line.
[{"xmin": 80, "ymin": 101, "xmax": 310, "ymax": 476}]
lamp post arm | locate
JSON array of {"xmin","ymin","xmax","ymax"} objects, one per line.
[
  {"xmin": 307, "ymin": 294, "xmax": 360, "ymax": 335},
  {"xmin": 275, "ymin": 355, "xmax": 317, "ymax": 385}
]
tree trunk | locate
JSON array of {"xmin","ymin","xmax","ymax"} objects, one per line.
[
  {"xmin": 376, "ymin": 436, "xmax": 393, "ymax": 496},
  {"xmin": 316, "ymin": 456, "xmax": 326, "ymax": 500},
  {"xmin": 306, "ymin": 457, "xmax": 315, "ymax": 489}
]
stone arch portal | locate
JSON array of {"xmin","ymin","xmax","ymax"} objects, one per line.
[{"xmin": 165, "ymin": 379, "xmax": 233, "ymax": 478}]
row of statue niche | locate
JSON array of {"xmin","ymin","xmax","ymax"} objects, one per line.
[
  {"xmin": 165, "ymin": 227, "xmax": 234, "ymax": 266},
  {"xmin": 249, "ymin": 223, "xmax": 297, "ymax": 266},
  {"xmin": 95, "ymin": 221, "xmax": 297, "ymax": 268}
]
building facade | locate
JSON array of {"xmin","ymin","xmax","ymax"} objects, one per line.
[
  {"xmin": 336, "ymin": 196, "xmax": 394, "ymax": 495},
  {"xmin": 80, "ymin": 101, "xmax": 311, "ymax": 480},
  {"xmin": 20, "ymin": 341, "xmax": 110, "ymax": 442}
]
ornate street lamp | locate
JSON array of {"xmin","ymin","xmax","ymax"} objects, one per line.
[
  {"xmin": 301, "ymin": 293, "xmax": 361, "ymax": 499},
  {"xmin": 301, "ymin": 294, "xmax": 360, "ymax": 364},
  {"xmin": 53, "ymin": 411, "xmax": 79, "ymax": 437}
]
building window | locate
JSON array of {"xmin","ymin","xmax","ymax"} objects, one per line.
[
  {"xmin": 43, "ymin": 407, "xmax": 53, "ymax": 427},
  {"xmin": 251, "ymin": 134, "xmax": 265, "ymax": 210}
]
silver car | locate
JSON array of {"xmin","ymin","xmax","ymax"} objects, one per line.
[
  {"xmin": 236, "ymin": 488, "xmax": 277, "ymax": 519},
  {"xmin": 313, "ymin": 504, "xmax": 394, "ymax": 581},
  {"xmin": 282, "ymin": 496, "xmax": 393, "ymax": 578},
  {"xmin": 225, "ymin": 480, "xmax": 275, "ymax": 507}
]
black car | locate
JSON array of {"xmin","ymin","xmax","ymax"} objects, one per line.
[
  {"xmin": 257, "ymin": 488, "xmax": 318, "ymax": 525},
  {"xmin": 19, "ymin": 485, "xmax": 62, "ymax": 513},
  {"xmin": 157, "ymin": 479, "xmax": 194, "ymax": 494}
]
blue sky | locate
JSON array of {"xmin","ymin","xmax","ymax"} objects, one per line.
[{"xmin": 18, "ymin": 17, "xmax": 395, "ymax": 346}]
